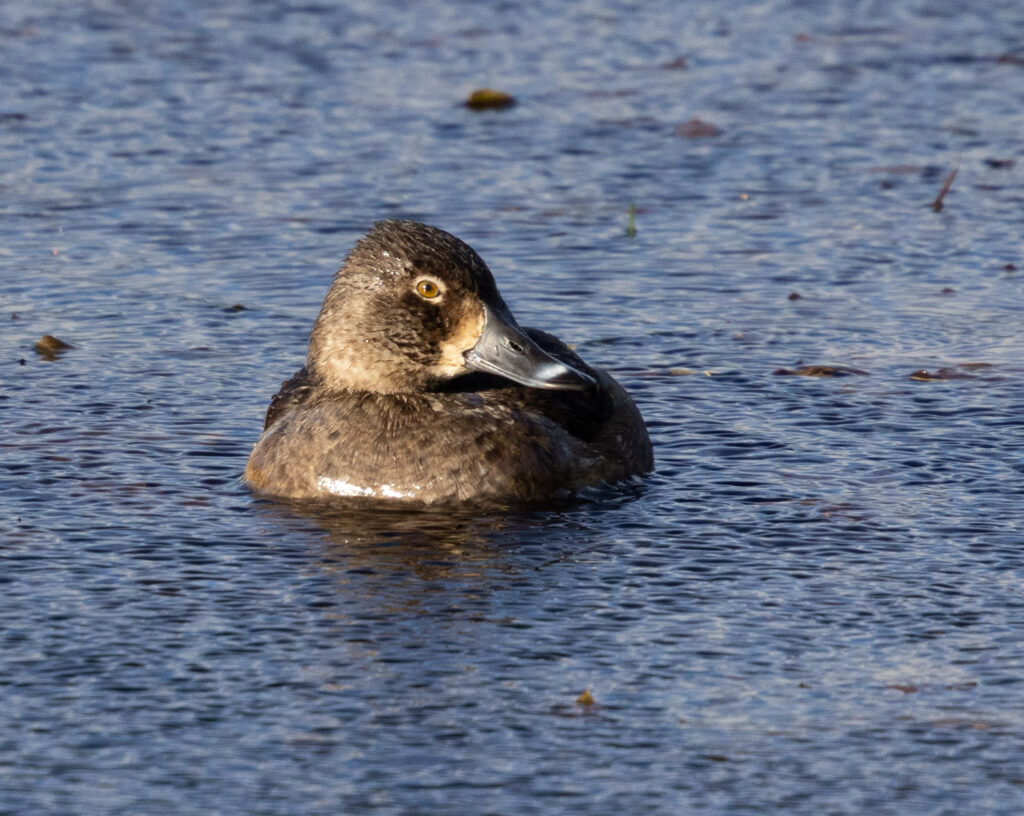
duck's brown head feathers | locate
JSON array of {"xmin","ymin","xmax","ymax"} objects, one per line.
[{"xmin": 307, "ymin": 220, "xmax": 589, "ymax": 394}]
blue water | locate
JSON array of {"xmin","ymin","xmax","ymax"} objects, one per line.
[{"xmin": 3, "ymin": 1, "xmax": 1024, "ymax": 813}]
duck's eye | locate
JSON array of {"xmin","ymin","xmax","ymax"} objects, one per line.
[{"xmin": 416, "ymin": 279, "xmax": 441, "ymax": 300}]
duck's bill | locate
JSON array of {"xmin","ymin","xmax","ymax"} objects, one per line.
[{"xmin": 464, "ymin": 304, "xmax": 595, "ymax": 391}]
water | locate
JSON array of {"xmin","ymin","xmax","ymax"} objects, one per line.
[{"xmin": 3, "ymin": 0, "xmax": 1024, "ymax": 813}]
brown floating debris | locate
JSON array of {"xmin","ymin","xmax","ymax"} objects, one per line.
[
  {"xmin": 793, "ymin": 498, "xmax": 869, "ymax": 521},
  {"xmin": 674, "ymin": 118, "xmax": 719, "ymax": 138},
  {"xmin": 774, "ymin": 365, "xmax": 869, "ymax": 377},
  {"xmin": 787, "ymin": 292, "xmax": 801, "ymax": 301},
  {"xmin": 931, "ymin": 156, "xmax": 960, "ymax": 212},
  {"xmin": 887, "ymin": 681, "xmax": 977, "ymax": 694},
  {"xmin": 910, "ymin": 364, "xmax": 998, "ymax": 382},
  {"xmin": 34, "ymin": 334, "xmax": 74, "ymax": 359},
  {"xmin": 465, "ymin": 88, "xmax": 516, "ymax": 110},
  {"xmin": 931, "ymin": 718, "xmax": 1003, "ymax": 731},
  {"xmin": 660, "ymin": 56, "xmax": 688, "ymax": 70},
  {"xmin": 576, "ymin": 689, "xmax": 595, "ymax": 706}
]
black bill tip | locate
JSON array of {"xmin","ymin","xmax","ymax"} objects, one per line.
[{"xmin": 464, "ymin": 305, "xmax": 595, "ymax": 391}]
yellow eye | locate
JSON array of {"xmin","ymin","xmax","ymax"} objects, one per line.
[{"xmin": 416, "ymin": 279, "xmax": 441, "ymax": 299}]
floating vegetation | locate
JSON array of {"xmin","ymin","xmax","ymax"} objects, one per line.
[
  {"xmin": 34, "ymin": 334, "xmax": 74, "ymax": 360},
  {"xmin": 885, "ymin": 681, "xmax": 977, "ymax": 693},
  {"xmin": 931, "ymin": 156, "xmax": 960, "ymax": 212},
  {"xmin": 465, "ymin": 88, "xmax": 516, "ymax": 110},
  {"xmin": 626, "ymin": 203, "xmax": 636, "ymax": 237},
  {"xmin": 674, "ymin": 118, "xmax": 719, "ymax": 138},
  {"xmin": 774, "ymin": 364, "xmax": 869, "ymax": 377},
  {"xmin": 909, "ymin": 363, "xmax": 1000, "ymax": 381},
  {"xmin": 660, "ymin": 57, "xmax": 688, "ymax": 70}
]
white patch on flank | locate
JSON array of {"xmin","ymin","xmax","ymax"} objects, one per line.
[
  {"xmin": 378, "ymin": 483, "xmax": 414, "ymax": 499},
  {"xmin": 316, "ymin": 477, "xmax": 373, "ymax": 497},
  {"xmin": 317, "ymin": 476, "xmax": 414, "ymax": 499}
]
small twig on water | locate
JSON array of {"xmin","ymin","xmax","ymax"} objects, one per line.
[{"xmin": 931, "ymin": 153, "xmax": 962, "ymax": 212}]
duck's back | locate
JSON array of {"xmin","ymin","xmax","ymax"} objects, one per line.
[{"xmin": 245, "ymin": 330, "xmax": 652, "ymax": 505}]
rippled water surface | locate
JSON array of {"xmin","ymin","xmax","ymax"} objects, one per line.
[{"xmin": 3, "ymin": 1, "xmax": 1024, "ymax": 813}]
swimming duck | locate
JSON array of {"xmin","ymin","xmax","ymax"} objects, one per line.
[{"xmin": 245, "ymin": 220, "xmax": 653, "ymax": 505}]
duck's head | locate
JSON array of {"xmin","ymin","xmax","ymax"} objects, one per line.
[{"xmin": 307, "ymin": 220, "xmax": 595, "ymax": 395}]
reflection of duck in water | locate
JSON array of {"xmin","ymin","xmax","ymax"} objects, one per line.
[
  {"xmin": 245, "ymin": 221, "xmax": 653, "ymax": 505},
  {"xmin": 255, "ymin": 499, "xmax": 512, "ymax": 576}
]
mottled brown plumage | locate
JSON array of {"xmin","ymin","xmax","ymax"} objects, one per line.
[{"xmin": 245, "ymin": 221, "xmax": 652, "ymax": 505}]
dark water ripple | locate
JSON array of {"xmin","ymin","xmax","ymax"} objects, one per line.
[{"xmin": 3, "ymin": 0, "xmax": 1024, "ymax": 814}]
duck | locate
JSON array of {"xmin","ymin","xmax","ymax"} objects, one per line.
[{"xmin": 244, "ymin": 220, "xmax": 653, "ymax": 505}]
